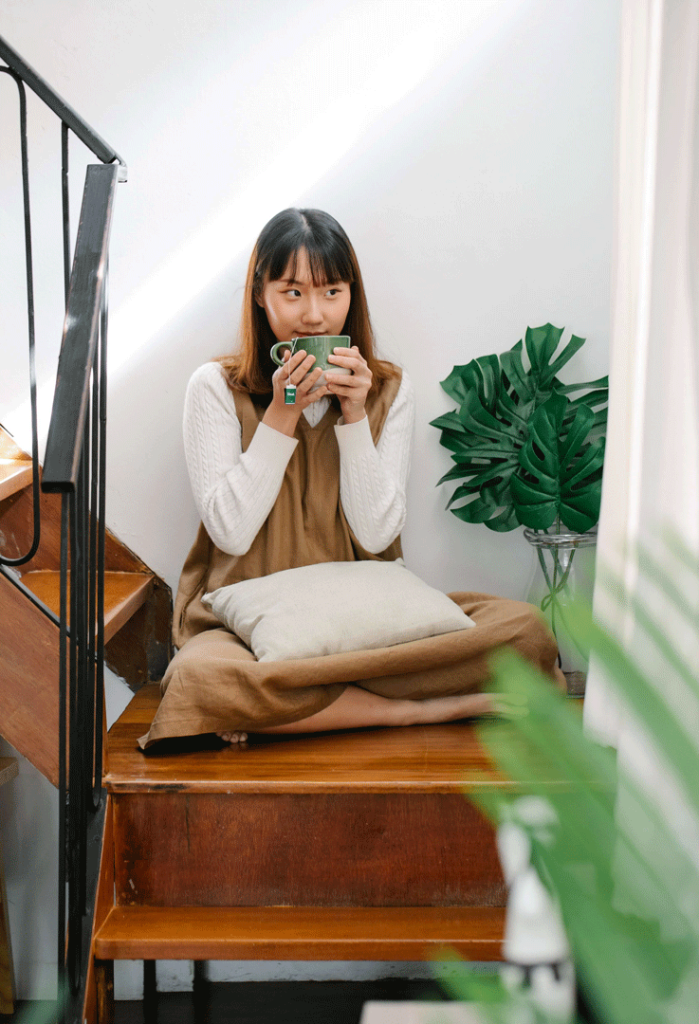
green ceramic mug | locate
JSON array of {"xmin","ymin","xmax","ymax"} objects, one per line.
[{"xmin": 270, "ymin": 335, "xmax": 351, "ymax": 391}]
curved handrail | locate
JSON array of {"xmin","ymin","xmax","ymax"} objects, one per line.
[{"xmin": 0, "ymin": 35, "xmax": 127, "ymax": 179}]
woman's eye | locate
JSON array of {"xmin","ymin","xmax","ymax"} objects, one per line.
[
  {"xmin": 326, "ymin": 288, "xmax": 341, "ymax": 297},
  {"xmin": 285, "ymin": 289, "xmax": 301, "ymax": 297}
]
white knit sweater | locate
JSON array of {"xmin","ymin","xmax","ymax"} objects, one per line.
[{"xmin": 183, "ymin": 361, "xmax": 414, "ymax": 556}]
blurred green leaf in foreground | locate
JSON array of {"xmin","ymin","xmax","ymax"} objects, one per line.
[{"xmin": 436, "ymin": 533, "xmax": 699, "ymax": 1024}]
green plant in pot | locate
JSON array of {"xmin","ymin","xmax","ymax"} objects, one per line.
[{"xmin": 430, "ymin": 323, "xmax": 608, "ymax": 690}]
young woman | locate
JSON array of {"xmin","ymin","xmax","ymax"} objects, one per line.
[{"xmin": 139, "ymin": 209, "xmax": 561, "ymax": 750}]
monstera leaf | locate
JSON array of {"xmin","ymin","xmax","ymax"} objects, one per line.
[
  {"xmin": 432, "ymin": 359, "xmax": 531, "ymax": 532},
  {"xmin": 501, "ymin": 324, "xmax": 606, "ymax": 406},
  {"xmin": 430, "ymin": 324, "xmax": 608, "ymax": 532},
  {"xmin": 511, "ymin": 393, "xmax": 605, "ymax": 532}
]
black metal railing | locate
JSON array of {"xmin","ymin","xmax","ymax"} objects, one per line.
[{"xmin": 0, "ymin": 36, "xmax": 126, "ymax": 1024}]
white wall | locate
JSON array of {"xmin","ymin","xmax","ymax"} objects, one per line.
[{"xmin": 0, "ymin": 0, "xmax": 619, "ymax": 999}]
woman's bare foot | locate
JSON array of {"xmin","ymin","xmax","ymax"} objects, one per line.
[
  {"xmin": 216, "ymin": 730, "xmax": 248, "ymax": 744},
  {"xmin": 403, "ymin": 691, "xmax": 495, "ymax": 726}
]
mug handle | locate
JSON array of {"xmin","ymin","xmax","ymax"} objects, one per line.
[{"xmin": 270, "ymin": 341, "xmax": 293, "ymax": 366}]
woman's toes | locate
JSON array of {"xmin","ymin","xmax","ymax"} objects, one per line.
[{"xmin": 216, "ymin": 730, "xmax": 248, "ymax": 745}]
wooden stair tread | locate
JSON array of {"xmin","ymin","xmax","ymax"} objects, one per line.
[
  {"xmin": 105, "ymin": 684, "xmax": 512, "ymax": 794},
  {"xmin": 0, "ymin": 459, "xmax": 33, "ymax": 502},
  {"xmin": 19, "ymin": 570, "xmax": 153, "ymax": 644},
  {"xmin": 94, "ymin": 905, "xmax": 504, "ymax": 961}
]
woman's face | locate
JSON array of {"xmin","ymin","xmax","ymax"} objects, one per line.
[{"xmin": 257, "ymin": 248, "xmax": 351, "ymax": 342}]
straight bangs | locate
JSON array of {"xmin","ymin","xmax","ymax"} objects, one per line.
[{"xmin": 256, "ymin": 222, "xmax": 356, "ymax": 291}]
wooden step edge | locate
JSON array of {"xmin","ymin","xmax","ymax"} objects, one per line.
[
  {"xmin": 101, "ymin": 775, "xmax": 517, "ymax": 796},
  {"xmin": 18, "ymin": 570, "xmax": 154, "ymax": 643},
  {"xmin": 0, "ymin": 459, "xmax": 33, "ymax": 502},
  {"xmin": 93, "ymin": 906, "xmax": 505, "ymax": 962},
  {"xmin": 102, "ymin": 572, "xmax": 154, "ymax": 641}
]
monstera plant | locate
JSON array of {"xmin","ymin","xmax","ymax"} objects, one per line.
[
  {"xmin": 431, "ymin": 324, "xmax": 609, "ymax": 689},
  {"xmin": 430, "ymin": 324, "xmax": 608, "ymax": 533}
]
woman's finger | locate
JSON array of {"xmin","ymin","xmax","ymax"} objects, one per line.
[
  {"xmin": 327, "ymin": 366, "xmax": 372, "ymax": 385},
  {"xmin": 291, "ymin": 354, "xmax": 317, "ymax": 381},
  {"xmin": 304, "ymin": 384, "xmax": 330, "ymax": 403},
  {"xmin": 275, "ymin": 353, "xmax": 317, "ymax": 386},
  {"xmin": 278, "ymin": 348, "xmax": 312, "ymax": 371},
  {"xmin": 296, "ymin": 367, "xmax": 324, "ymax": 394},
  {"xmin": 325, "ymin": 381, "xmax": 363, "ymax": 398},
  {"xmin": 328, "ymin": 354, "xmax": 365, "ymax": 371},
  {"xmin": 326, "ymin": 376, "xmax": 364, "ymax": 390}
]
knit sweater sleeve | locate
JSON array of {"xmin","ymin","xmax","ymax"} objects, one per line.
[
  {"xmin": 183, "ymin": 362, "xmax": 297, "ymax": 556},
  {"xmin": 333, "ymin": 370, "xmax": 414, "ymax": 553}
]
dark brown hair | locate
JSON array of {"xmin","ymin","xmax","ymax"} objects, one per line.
[{"xmin": 218, "ymin": 208, "xmax": 398, "ymax": 394}]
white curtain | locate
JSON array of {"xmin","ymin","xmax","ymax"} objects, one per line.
[
  {"xmin": 584, "ymin": 0, "xmax": 699, "ymax": 747},
  {"xmin": 582, "ymin": 9, "xmax": 699, "ymax": 1011}
]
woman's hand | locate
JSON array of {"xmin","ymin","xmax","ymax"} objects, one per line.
[
  {"xmin": 325, "ymin": 346, "xmax": 372, "ymax": 424},
  {"xmin": 263, "ymin": 348, "xmax": 329, "ymax": 437}
]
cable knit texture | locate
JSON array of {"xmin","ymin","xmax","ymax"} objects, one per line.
[{"xmin": 183, "ymin": 362, "xmax": 413, "ymax": 555}]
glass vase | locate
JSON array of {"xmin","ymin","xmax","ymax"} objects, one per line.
[{"xmin": 524, "ymin": 527, "xmax": 597, "ymax": 697}]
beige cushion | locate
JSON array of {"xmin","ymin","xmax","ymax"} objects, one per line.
[{"xmin": 202, "ymin": 560, "xmax": 475, "ymax": 662}]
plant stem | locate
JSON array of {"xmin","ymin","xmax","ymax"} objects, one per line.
[{"xmin": 552, "ymin": 519, "xmax": 567, "ymax": 641}]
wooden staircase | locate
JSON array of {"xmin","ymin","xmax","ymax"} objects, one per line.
[
  {"xmin": 0, "ymin": 425, "xmax": 172, "ymax": 785},
  {"xmin": 86, "ymin": 684, "xmax": 509, "ymax": 1023}
]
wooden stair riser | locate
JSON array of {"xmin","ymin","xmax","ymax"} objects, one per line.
[
  {"xmin": 113, "ymin": 791, "xmax": 505, "ymax": 908},
  {"xmin": 0, "ymin": 572, "xmax": 112, "ymax": 785},
  {"xmin": 103, "ymin": 594, "xmax": 172, "ymax": 690},
  {"xmin": 0, "ymin": 571, "xmax": 60, "ymax": 784}
]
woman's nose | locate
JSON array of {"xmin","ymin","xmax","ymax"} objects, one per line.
[{"xmin": 301, "ymin": 296, "xmax": 323, "ymax": 324}]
